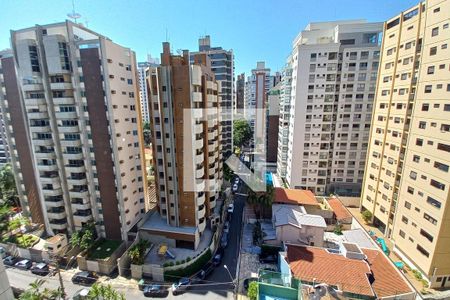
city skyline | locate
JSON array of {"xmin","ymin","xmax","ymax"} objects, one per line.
[{"xmin": 0, "ymin": 0, "xmax": 418, "ymax": 75}]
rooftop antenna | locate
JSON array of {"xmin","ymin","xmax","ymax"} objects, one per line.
[
  {"xmin": 84, "ymin": 17, "xmax": 89, "ymax": 28},
  {"xmin": 67, "ymin": 0, "xmax": 81, "ymax": 24}
]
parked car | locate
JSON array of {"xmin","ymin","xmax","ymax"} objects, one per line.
[
  {"xmin": 72, "ymin": 271, "xmax": 98, "ymax": 285},
  {"xmin": 232, "ymin": 184, "xmax": 238, "ymax": 193},
  {"xmin": 227, "ymin": 203, "xmax": 234, "ymax": 214},
  {"xmin": 259, "ymin": 254, "xmax": 278, "ymax": 264},
  {"xmin": 193, "ymin": 263, "xmax": 214, "ymax": 283},
  {"xmin": 243, "ymin": 277, "xmax": 258, "ymax": 291},
  {"xmin": 172, "ymin": 277, "xmax": 190, "ymax": 295},
  {"xmin": 3, "ymin": 256, "xmax": 17, "ymax": 266},
  {"xmin": 31, "ymin": 262, "xmax": 50, "ymax": 276},
  {"xmin": 223, "ymin": 221, "xmax": 230, "ymax": 233},
  {"xmin": 234, "ymin": 177, "xmax": 240, "ymax": 184},
  {"xmin": 220, "ymin": 233, "xmax": 228, "ymax": 248},
  {"xmin": 143, "ymin": 284, "xmax": 168, "ymax": 297},
  {"xmin": 14, "ymin": 259, "xmax": 32, "ymax": 270},
  {"xmin": 212, "ymin": 253, "xmax": 223, "ymax": 266}
]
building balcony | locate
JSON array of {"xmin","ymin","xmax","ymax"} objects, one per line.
[
  {"xmin": 194, "ymin": 123, "xmax": 203, "ymax": 134},
  {"xmin": 67, "ymin": 177, "xmax": 87, "ymax": 185},
  {"xmin": 208, "ymin": 129, "xmax": 218, "ymax": 140},
  {"xmin": 209, "ymin": 198, "xmax": 216, "ymax": 209},
  {"xmin": 22, "ymin": 83, "xmax": 43, "ymax": 91},
  {"xmin": 198, "ymin": 205, "xmax": 206, "ymax": 219},
  {"xmin": 50, "ymin": 82, "xmax": 73, "ymax": 90},
  {"xmin": 196, "ymin": 180, "xmax": 205, "ymax": 191},
  {"xmin": 63, "ymin": 152, "xmax": 83, "ymax": 160},
  {"xmin": 47, "ymin": 208, "xmax": 66, "ymax": 219},
  {"xmin": 35, "ymin": 151, "xmax": 56, "ymax": 159},
  {"xmin": 40, "ymin": 174, "xmax": 60, "ymax": 184},
  {"xmin": 28, "ymin": 112, "xmax": 48, "ymax": 119},
  {"xmin": 195, "ymin": 153, "xmax": 204, "ymax": 164},
  {"xmin": 193, "ymin": 108, "xmax": 203, "ymax": 120},
  {"xmin": 58, "ymin": 126, "xmax": 79, "ymax": 133},
  {"xmin": 44, "ymin": 197, "xmax": 64, "ymax": 208},
  {"xmin": 208, "ymin": 166, "xmax": 216, "ymax": 176},
  {"xmin": 208, "ymin": 141, "xmax": 218, "ymax": 152},
  {"xmin": 193, "ymin": 91, "xmax": 202, "ymax": 103},
  {"xmin": 55, "ymin": 111, "xmax": 77, "ymax": 119},
  {"xmin": 37, "ymin": 163, "xmax": 58, "ymax": 171},
  {"xmin": 196, "ymin": 167, "xmax": 204, "ymax": 179},
  {"xmin": 53, "ymin": 97, "xmax": 75, "ymax": 105},
  {"xmin": 197, "ymin": 193, "xmax": 205, "ymax": 206},
  {"xmin": 208, "ymin": 155, "xmax": 216, "ymax": 164},
  {"xmin": 198, "ymin": 218, "xmax": 206, "ymax": 232},
  {"xmin": 49, "ymin": 222, "xmax": 67, "ymax": 230},
  {"xmin": 42, "ymin": 188, "xmax": 63, "ymax": 197},
  {"xmin": 60, "ymin": 139, "xmax": 82, "ymax": 147},
  {"xmin": 65, "ymin": 164, "xmax": 85, "ymax": 173},
  {"xmin": 33, "ymin": 139, "xmax": 53, "ymax": 146},
  {"xmin": 30, "ymin": 125, "xmax": 51, "ymax": 133},
  {"xmin": 26, "ymin": 98, "xmax": 46, "ymax": 105},
  {"xmin": 73, "ymin": 211, "xmax": 93, "ymax": 226},
  {"xmin": 69, "ymin": 188, "xmax": 89, "ymax": 198},
  {"xmin": 71, "ymin": 199, "xmax": 91, "ymax": 210},
  {"xmin": 195, "ymin": 138, "xmax": 204, "ymax": 150}
]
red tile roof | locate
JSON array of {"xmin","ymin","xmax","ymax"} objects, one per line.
[
  {"xmin": 286, "ymin": 244, "xmax": 374, "ymax": 297},
  {"xmin": 274, "ymin": 188, "xmax": 319, "ymax": 206},
  {"xmin": 328, "ymin": 198, "xmax": 352, "ymax": 220},
  {"xmin": 286, "ymin": 244, "xmax": 414, "ymax": 298},
  {"xmin": 362, "ymin": 248, "xmax": 413, "ymax": 298}
]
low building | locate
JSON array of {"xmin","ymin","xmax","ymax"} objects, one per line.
[
  {"xmin": 280, "ymin": 243, "xmax": 416, "ymax": 299},
  {"xmin": 271, "ymin": 204, "xmax": 326, "ymax": 247},
  {"xmin": 44, "ymin": 234, "xmax": 68, "ymax": 256},
  {"xmin": 325, "ymin": 197, "xmax": 353, "ymax": 229}
]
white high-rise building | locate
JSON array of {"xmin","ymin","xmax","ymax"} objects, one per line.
[
  {"xmin": 137, "ymin": 55, "xmax": 159, "ymax": 124},
  {"xmin": 284, "ymin": 20, "xmax": 383, "ymax": 195}
]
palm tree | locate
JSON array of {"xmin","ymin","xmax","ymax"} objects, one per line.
[
  {"xmin": 19, "ymin": 279, "xmax": 64, "ymax": 300},
  {"xmin": 246, "ymin": 186, "xmax": 274, "ymax": 219},
  {"xmin": 88, "ymin": 284, "xmax": 124, "ymax": 300}
]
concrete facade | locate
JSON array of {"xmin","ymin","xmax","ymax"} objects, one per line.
[
  {"xmin": 2, "ymin": 21, "xmax": 147, "ymax": 241},
  {"xmin": 360, "ymin": 0, "xmax": 450, "ymax": 287},
  {"xmin": 284, "ymin": 20, "xmax": 383, "ymax": 196}
]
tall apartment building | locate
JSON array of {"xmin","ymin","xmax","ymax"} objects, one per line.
[
  {"xmin": 137, "ymin": 55, "xmax": 159, "ymax": 124},
  {"xmin": 266, "ymin": 83, "xmax": 280, "ymax": 169},
  {"xmin": 244, "ymin": 62, "xmax": 277, "ymax": 148},
  {"xmin": 361, "ymin": 0, "xmax": 450, "ymax": 287},
  {"xmin": 0, "ymin": 50, "xmax": 12, "ymax": 166},
  {"xmin": 235, "ymin": 73, "xmax": 245, "ymax": 112},
  {"xmin": 0, "ymin": 21, "xmax": 147, "ymax": 241},
  {"xmin": 284, "ymin": 21, "xmax": 383, "ymax": 196},
  {"xmin": 191, "ymin": 36, "xmax": 233, "ymax": 158},
  {"xmin": 146, "ymin": 43, "xmax": 223, "ymax": 250},
  {"xmin": 276, "ymin": 63, "xmax": 293, "ymax": 179}
]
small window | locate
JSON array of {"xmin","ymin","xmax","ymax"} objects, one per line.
[
  {"xmin": 432, "ymin": 27, "xmax": 439, "ymax": 37},
  {"xmin": 424, "ymin": 85, "xmax": 432, "ymax": 93},
  {"xmin": 422, "ymin": 104, "xmax": 429, "ymax": 111},
  {"xmin": 430, "ymin": 46, "xmax": 437, "ymax": 56},
  {"xmin": 427, "ymin": 66, "xmax": 435, "ymax": 74}
]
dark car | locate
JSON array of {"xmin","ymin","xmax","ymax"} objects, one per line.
[
  {"xmin": 259, "ymin": 255, "xmax": 278, "ymax": 264},
  {"xmin": 3, "ymin": 256, "xmax": 17, "ymax": 266},
  {"xmin": 31, "ymin": 262, "xmax": 50, "ymax": 276},
  {"xmin": 172, "ymin": 277, "xmax": 190, "ymax": 295},
  {"xmin": 143, "ymin": 284, "xmax": 168, "ymax": 297},
  {"xmin": 193, "ymin": 263, "xmax": 214, "ymax": 283},
  {"xmin": 243, "ymin": 277, "xmax": 258, "ymax": 291},
  {"xmin": 14, "ymin": 259, "xmax": 32, "ymax": 270},
  {"xmin": 212, "ymin": 253, "xmax": 223, "ymax": 266},
  {"xmin": 72, "ymin": 271, "xmax": 98, "ymax": 285},
  {"xmin": 220, "ymin": 233, "xmax": 228, "ymax": 248}
]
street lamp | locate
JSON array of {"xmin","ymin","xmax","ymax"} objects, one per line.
[{"xmin": 224, "ymin": 265, "xmax": 237, "ymax": 299}]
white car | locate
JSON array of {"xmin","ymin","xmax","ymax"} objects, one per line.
[
  {"xmin": 232, "ymin": 184, "xmax": 238, "ymax": 192},
  {"xmin": 227, "ymin": 203, "xmax": 234, "ymax": 214},
  {"xmin": 224, "ymin": 221, "xmax": 230, "ymax": 233},
  {"xmin": 234, "ymin": 178, "xmax": 240, "ymax": 184}
]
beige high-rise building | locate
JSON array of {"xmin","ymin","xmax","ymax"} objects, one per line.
[
  {"xmin": 144, "ymin": 43, "xmax": 223, "ymax": 250},
  {"xmin": 0, "ymin": 21, "xmax": 147, "ymax": 241},
  {"xmin": 360, "ymin": 0, "xmax": 450, "ymax": 288}
]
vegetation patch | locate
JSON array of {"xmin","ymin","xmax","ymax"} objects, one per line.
[
  {"xmin": 164, "ymin": 248, "xmax": 212, "ymax": 282},
  {"xmin": 128, "ymin": 240, "xmax": 150, "ymax": 265},
  {"xmin": 87, "ymin": 239, "xmax": 122, "ymax": 260}
]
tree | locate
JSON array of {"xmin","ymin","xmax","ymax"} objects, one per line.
[
  {"xmin": 247, "ymin": 281, "xmax": 258, "ymax": 300},
  {"xmin": 233, "ymin": 119, "xmax": 252, "ymax": 148},
  {"xmin": 88, "ymin": 283, "xmax": 125, "ymax": 300},
  {"xmin": 0, "ymin": 164, "xmax": 19, "ymax": 207},
  {"xmin": 247, "ymin": 185, "xmax": 274, "ymax": 219},
  {"xmin": 19, "ymin": 279, "xmax": 64, "ymax": 300},
  {"xmin": 143, "ymin": 122, "xmax": 151, "ymax": 146},
  {"xmin": 80, "ymin": 229, "xmax": 94, "ymax": 250},
  {"xmin": 71, "ymin": 222, "xmax": 97, "ymax": 251},
  {"xmin": 361, "ymin": 209, "xmax": 373, "ymax": 224},
  {"xmin": 8, "ymin": 216, "xmax": 30, "ymax": 233},
  {"xmin": 223, "ymin": 164, "xmax": 233, "ymax": 182},
  {"xmin": 0, "ymin": 204, "xmax": 12, "ymax": 234},
  {"xmin": 334, "ymin": 223, "xmax": 343, "ymax": 235},
  {"xmin": 128, "ymin": 240, "xmax": 150, "ymax": 265}
]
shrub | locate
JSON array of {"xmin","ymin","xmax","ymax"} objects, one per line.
[
  {"xmin": 164, "ymin": 249, "xmax": 212, "ymax": 282},
  {"xmin": 334, "ymin": 224, "xmax": 343, "ymax": 235},
  {"xmin": 412, "ymin": 269, "xmax": 423, "ymax": 280},
  {"xmin": 247, "ymin": 281, "xmax": 258, "ymax": 300},
  {"xmin": 361, "ymin": 210, "xmax": 373, "ymax": 223},
  {"xmin": 163, "ymin": 262, "xmax": 169, "ymax": 267},
  {"xmin": 186, "ymin": 257, "xmax": 191, "ymax": 262},
  {"xmin": 175, "ymin": 261, "xmax": 180, "ymax": 265},
  {"xmin": 168, "ymin": 262, "xmax": 174, "ymax": 266}
]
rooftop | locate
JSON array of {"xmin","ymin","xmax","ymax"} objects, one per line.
[
  {"xmin": 285, "ymin": 244, "xmax": 414, "ymax": 298},
  {"xmin": 273, "ymin": 205, "xmax": 326, "ymax": 228},
  {"xmin": 274, "ymin": 188, "xmax": 318, "ymax": 206},
  {"xmin": 140, "ymin": 211, "xmax": 197, "ymax": 235},
  {"xmin": 327, "ymin": 198, "xmax": 352, "ymax": 220}
]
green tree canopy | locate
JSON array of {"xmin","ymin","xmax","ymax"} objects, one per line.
[
  {"xmin": 233, "ymin": 119, "xmax": 252, "ymax": 148},
  {"xmin": 19, "ymin": 279, "xmax": 64, "ymax": 300},
  {"xmin": 0, "ymin": 164, "xmax": 19, "ymax": 207}
]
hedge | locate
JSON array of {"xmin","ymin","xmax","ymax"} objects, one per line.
[{"xmin": 164, "ymin": 248, "xmax": 212, "ymax": 282}]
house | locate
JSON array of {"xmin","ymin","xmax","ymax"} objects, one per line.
[
  {"xmin": 271, "ymin": 204, "xmax": 326, "ymax": 247},
  {"xmin": 44, "ymin": 234, "xmax": 68, "ymax": 256},
  {"xmin": 274, "ymin": 188, "xmax": 319, "ymax": 208},
  {"xmin": 326, "ymin": 197, "xmax": 353, "ymax": 229},
  {"xmin": 279, "ymin": 243, "xmax": 416, "ymax": 299}
]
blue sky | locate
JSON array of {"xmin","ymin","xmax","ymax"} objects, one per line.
[{"xmin": 0, "ymin": 0, "xmax": 418, "ymax": 75}]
